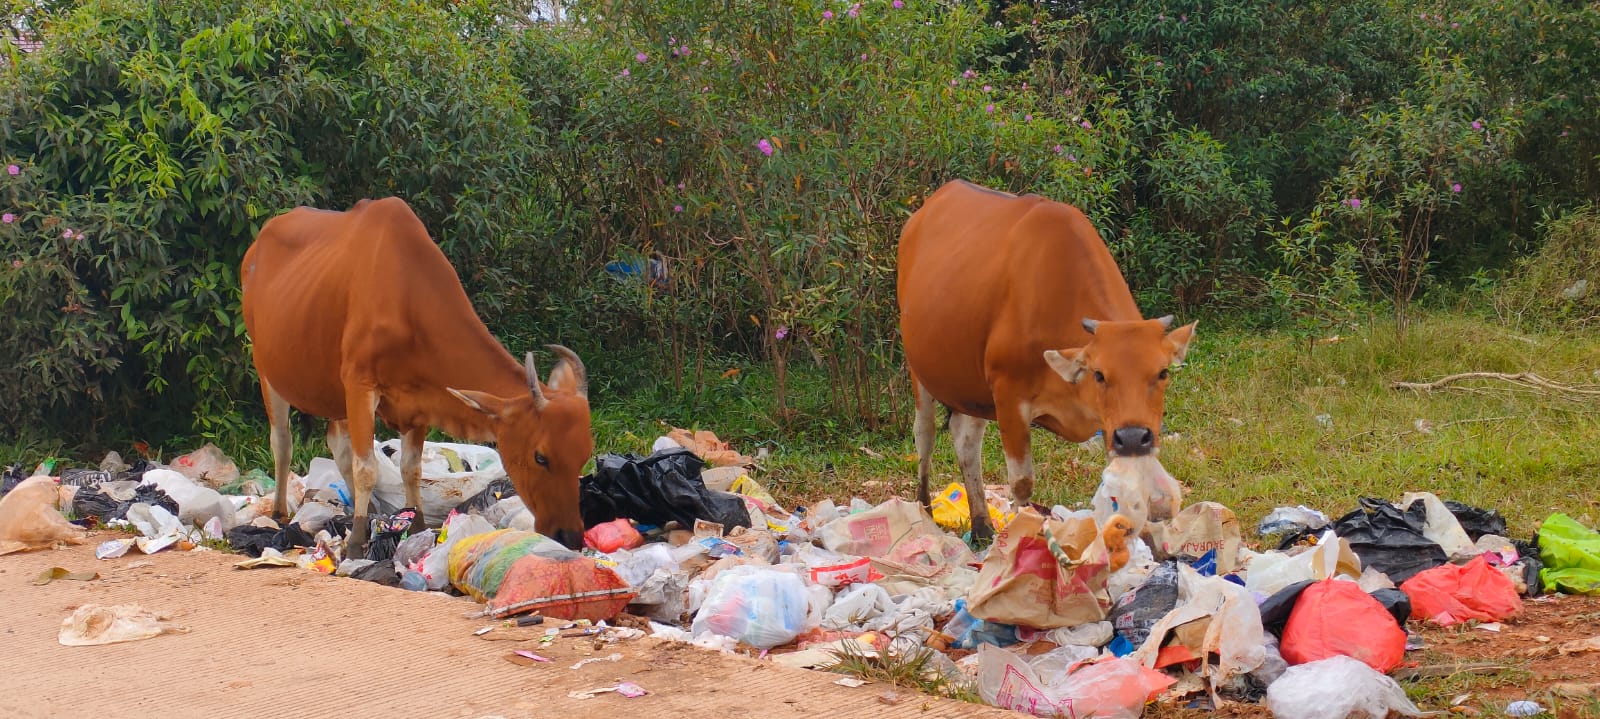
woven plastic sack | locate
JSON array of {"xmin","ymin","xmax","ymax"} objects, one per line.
[
  {"xmin": 1401, "ymin": 555, "xmax": 1522, "ymax": 626},
  {"xmin": 487, "ymin": 554, "xmax": 636, "ymax": 622},
  {"xmin": 449, "ymin": 529, "xmax": 566, "ymax": 602},
  {"xmin": 1281, "ymin": 578, "xmax": 1405, "ymax": 673},
  {"xmin": 0, "ymin": 476, "xmax": 88, "ymax": 555}
]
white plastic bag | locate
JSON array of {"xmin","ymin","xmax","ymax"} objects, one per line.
[
  {"xmin": 977, "ymin": 645, "xmax": 1175, "ymax": 719},
  {"xmin": 690, "ymin": 566, "xmax": 809, "ymax": 649},
  {"xmin": 1244, "ymin": 530, "xmax": 1361, "ymax": 596},
  {"xmin": 612, "ymin": 543, "xmax": 679, "ymax": 587},
  {"xmin": 1401, "ymin": 491, "xmax": 1474, "ymax": 558},
  {"xmin": 371, "ymin": 440, "xmax": 504, "ymax": 526},
  {"xmin": 822, "ymin": 583, "xmax": 897, "ymax": 631},
  {"xmin": 1045, "ymin": 621, "xmax": 1114, "ymax": 648},
  {"xmin": 420, "ymin": 513, "xmax": 495, "ymax": 590},
  {"xmin": 1130, "ymin": 564, "xmax": 1266, "ymax": 685},
  {"xmin": 140, "ymin": 469, "xmax": 238, "ymax": 531},
  {"xmin": 291, "ymin": 501, "xmax": 341, "ymax": 533},
  {"xmin": 1092, "ymin": 455, "xmax": 1182, "ymax": 537},
  {"xmin": 59, "ymin": 604, "xmax": 188, "ymax": 646},
  {"xmin": 1265, "ymin": 655, "xmax": 1423, "ymax": 719}
]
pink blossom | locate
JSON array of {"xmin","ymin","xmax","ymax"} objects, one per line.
[
  {"xmin": 774, "ymin": 326, "xmax": 789, "ymax": 340},
  {"xmin": 679, "ymin": 46, "xmax": 691, "ymax": 57},
  {"xmin": 5, "ymin": 164, "xmax": 17, "ymax": 176},
  {"xmin": 9, "ymin": 260, "xmax": 20, "ymax": 269},
  {"xmin": 1024, "ymin": 114, "xmax": 1032, "ymax": 122},
  {"xmin": 1053, "ymin": 145, "xmax": 1063, "ymax": 153},
  {"xmin": 1155, "ymin": 61, "xmax": 1163, "ymax": 67},
  {"xmin": 1450, "ymin": 22, "xmax": 1459, "ymax": 28},
  {"xmin": 822, "ymin": 10, "xmax": 833, "ymax": 19},
  {"xmin": 847, "ymin": 3, "xmax": 859, "ymax": 17},
  {"xmin": 1, "ymin": 213, "xmax": 13, "ymax": 224},
  {"xmin": 1451, "ymin": 183, "xmax": 1462, "ymax": 193},
  {"xmin": 1158, "ymin": 13, "xmax": 1165, "ymax": 20},
  {"xmin": 1345, "ymin": 198, "xmax": 1362, "ymax": 209},
  {"xmin": 1068, "ymin": 154, "xmax": 1077, "ymax": 162},
  {"xmin": 963, "ymin": 69, "xmax": 975, "ymax": 79},
  {"xmin": 677, "ymin": 182, "xmax": 686, "ymax": 190},
  {"xmin": 636, "ymin": 52, "xmax": 648, "ymax": 62},
  {"xmin": 861, "ymin": 53, "xmax": 868, "ymax": 61},
  {"xmin": 673, "ymin": 204, "xmax": 684, "ymax": 213},
  {"xmin": 620, "ymin": 68, "xmax": 630, "ymax": 77},
  {"xmin": 1471, "ymin": 120, "xmax": 1483, "ymax": 130},
  {"xmin": 757, "ymin": 138, "xmax": 774, "ymax": 156},
  {"xmin": 983, "ymin": 84, "xmax": 991, "ymax": 92},
  {"xmin": 1081, "ymin": 120, "xmax": 1092, "ymax": 129},
  {"xmin": 892, "ymin": 0, "xmax": 902, "ymax": 7},
  {"xmin": 985, "ymin": 104, "xmax": 995, "ymax": 113},
  {"xmin": 62, "ymin": 228, "xmax": 75, "ymax": 239}
]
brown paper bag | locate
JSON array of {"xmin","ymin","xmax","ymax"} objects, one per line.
[
  {"xmin": 966, "ymin": 508, "xmax": 1111, "ymax": 629},
  {"xmin": 1147, "ymin": 501, "xmax": 1242, "ymax": 574}
]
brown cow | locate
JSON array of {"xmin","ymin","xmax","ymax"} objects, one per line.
[
  {"xmin": 241, "ymin": 197, "xmax": 593, "ymax": 554},
  {"xmin": 896, "ymin": 180, "xmax": 1196, "ymax": 541}
]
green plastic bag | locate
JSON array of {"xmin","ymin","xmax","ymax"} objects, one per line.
[{"xmin": 1539, "ymin": 513, "xmax": 1600, "ymax": 594}]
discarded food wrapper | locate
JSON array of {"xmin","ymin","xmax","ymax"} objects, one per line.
[
  {"xmin": 233, "ymin": 547, "xmax": 305, "ymax": 569},
  {"xmin": 929, "ymin": 482, "xmax": 1014, "ymax": 533},
  {"xmin": 58, "ymin": 604, "xmax": 189, "ymax": 646},
  {"xmin": 96, "ymin": 539, "xmax": 134, "ymax": 560},
  {"xmin": 569, "ymin": 682, "xmax": 649, "ymax": 700}
]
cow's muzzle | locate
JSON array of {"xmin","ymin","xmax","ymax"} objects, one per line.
[{"xmin": 1111, "ymin": 426, "xmax": 1156, "ymax": 456}]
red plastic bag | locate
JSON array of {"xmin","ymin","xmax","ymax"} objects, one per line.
[
  {"xmin": 1281, "ymin": 578, "xmax": 1406, "ymax": 673},
  {"xmin": 1400, "ymin": 555, "xmax": 1522, "ymax": 627},
  {"xmin": 584, "ymin": 518, "xmax": 643, "ymax": 553}
]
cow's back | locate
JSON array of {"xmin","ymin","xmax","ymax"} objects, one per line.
[
  {"xmin": 242, "ymin": 198, "xmax": 493, "ymax": 419},
  {"xmin": 897, "ymin": 180, "xmax": 1139, "ymax": 411}
]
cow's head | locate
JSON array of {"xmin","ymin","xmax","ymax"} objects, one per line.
[
  {"xmin": 1042, "ymin": 316, "xmax": 1196, "ymax": 457},
  {"xmin": 447, "ymin": 346, "xmax": 594, "ymax": 550}
]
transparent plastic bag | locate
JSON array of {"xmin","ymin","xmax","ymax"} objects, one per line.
[
  {"xmin": 977, "ymin": 645, "xmax": 1175, "ymax": 719},
  {"xmin": 140, "ymin": 468, "xmax": 238, "ymax": 531},
  {"xmin": 822, "ymin": 582, "xmax": 897, "ymax": 631},
  {"xmin": 1265, "ymin": 655, "xmax": 1422, "ymax": 719},
  {"xmin": 690, "ymin": 565, "xmax": 809, "ymax": 649},
  {"xmin": 1244, "ymin": 530, "xmax": 1362, "ymax": 596},
  {"xmin": 420, "ymin": 513, "xmax": 494, "ymax": 591}
]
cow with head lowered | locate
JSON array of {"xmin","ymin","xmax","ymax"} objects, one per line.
[
  {"xmin": 896, "ymin": 180, "xmax": 1197, "ymax": 541},
  {"xmin": 241, "ymin": 197, "xmax": 594, "ymax": 555}
]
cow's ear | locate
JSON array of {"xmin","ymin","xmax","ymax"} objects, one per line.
[
  {"xmin": 447, "ymin": 388, "xmax": 516, "ymax": 421},
  {"xmin": 1044, "ymin": 348, "xmax": 1088, "ymax": 384},
  {"xmin": 1164, "ymin": 321, "xmax": 1198, "ymax": 364}
]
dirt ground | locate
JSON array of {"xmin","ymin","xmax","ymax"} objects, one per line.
[
  {"xmin": 0, "ymin": 531, "xmax": 1014, "ymax": 719},
  {"xmin": 6, "ymin": 531, "xmax": 1598, "ymax": 719}
]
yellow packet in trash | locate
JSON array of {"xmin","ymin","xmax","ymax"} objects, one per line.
[
  {"xmin": 729, "ymin": 474, "xmax": 777, "ymax": 507},
  {"xmin": 930, "ymin": 483, "xmax": 1013, "ymax": 532}
]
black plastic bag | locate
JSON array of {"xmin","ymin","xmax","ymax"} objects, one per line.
[
  {"xmin": 60, "ymin": 469, "xmax": 111, "ymax": 487},
  {"xmin": 1109, "ymin": 561, "xmax": 1182, "ymax": 647},
  {"xmin": 1442, "ymin": 500, "xmax": 1508, "ymax": 541},
  {"xmin": 1514, "ymin": 538, "xmax": 1544, "ymax": 597},
  {"xmin": 1257, "ymin": 580, "xmax": 1315, "ymax": 637},
  {"xmin": 352, "ymin": 558, "xmax": 401, "ymax": 586},
  {"xmin": 455, "ymin": 478, "xmax": 515, "ymax": 516},
  {"xmin": 71, "ymin": 483, "xmax": 181, "ymax": 524},
  {"xmin": 226, "ymin": 525, "xmax": 285, "ymax": 557},
  {"xmin": 2, "ymin": 463, "xmax": 27, "ymax": 496},
  {"xmin": 579, "ymin": 449, "xmax": 751, "ymax": 531},
  {"xmin": 1331, "ymin": 497, "xmax": 1448, "ymax": 584},
  {"xmin": 1369, "ymin": 588, "xmax": 1412, "ymax": 626},
  {"xmin": 365, "ymin": 508, "xmax": 418, "ymax": 562}
]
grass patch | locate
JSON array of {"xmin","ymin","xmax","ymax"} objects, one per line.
[{"xmin": 827, "ymin": 640, "xmax": 980, "ymax": 704}]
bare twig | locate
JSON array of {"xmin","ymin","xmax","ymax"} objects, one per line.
[{"xmin": 1392, "ymin": 371, "xmax": 1600, "ymax": 399}]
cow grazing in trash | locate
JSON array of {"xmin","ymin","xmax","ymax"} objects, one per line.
[
  {"xmin": 896, "ymin": 180, "xmax": 1196, "ymax": 541},
  {"xmin": 241, "ymin": 197, "xmax": 594, "ymax": 554}
]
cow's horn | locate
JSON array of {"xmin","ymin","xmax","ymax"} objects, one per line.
[
  {"xmin": 546, "ymin": 344, "xmax": 589, "ymax": 399},
  {"xmin": 1156, "ymin": 315, "xmax": 1175, "ymax": 330},
  {"xmin": 525, "ymin": 351, "xmax": 548, "ymax": 406},
  {"xmin": 1081, "ymin": 318, "xmax": 1100, "ymax": 335}
]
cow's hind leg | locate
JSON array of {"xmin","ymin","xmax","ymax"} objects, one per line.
[
  {"xmin": 949, "ymin": 412, "xmax": 991, "ymax": 542},
  {"xmin": 912, "ymin": 376, "xmax": 938, "ymax": 513},
  {"xmin": 400, "ymin": 426, "xmax": 426, "ymax": 527},
  {"xmin": 341, "ymin": 386, "xmax": 381, "ymax": 558},
  {"xmin": 326, "ymin": 419, "xmax": 353, "ymax": 502},
  {"xmin": 262, "ymin": 381, "xmax": 292, "ymax": 524}
]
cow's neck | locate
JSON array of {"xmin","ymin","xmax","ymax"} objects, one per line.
[{"xmin": 408, "ymin": 322, "xmax": 534, "ymax": 444}]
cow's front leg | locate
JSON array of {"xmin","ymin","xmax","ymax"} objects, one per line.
[
  {"xmin": 994, "ymin": 398, "xmax": 1036, "ymax": 511},
  {"xmin": 400, "ymin": 426, "xmax": 426, "ymax": 529},
  {"xmin": 342, "ymin": 386, "xmax": 381, "ymax": 559},
  {"xmin": 948, "ymin": 413, "xmax": 991, "ymax": 542}
]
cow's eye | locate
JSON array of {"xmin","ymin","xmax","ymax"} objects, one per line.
[
  {"xmin": 1158, "ymin": 368, "xmax": 1169, "ymax": 381},
  {"xmin": 1093, "ymin": 371, "xmax": 1106, "ymax": 384},
  {"xmin": 535, "ymin": 452, "xmax": 548, "ymax": 467}
]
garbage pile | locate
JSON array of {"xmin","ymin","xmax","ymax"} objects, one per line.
[{"xmin": 5, "ymin": 431, "xmax": 1600, "ymax": 718}]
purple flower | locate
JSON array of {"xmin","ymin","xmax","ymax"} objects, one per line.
[
  {"xmin": 1471, "ymin": 120, "xmax": 1483, "ymax": 130},
  {"xmin": 1081, "ymin": 120, "xmax": 1092, "ymax": 129},
  {"xmin": 1561, "ymin": 130, "xmax": 1569, "ymax": 137},
  {"xmin": 636, "ymin": 52, "xmax": 649, "ymax": 62},
  {"xmin": 757, "ymin": 138, "xmax": 774, "ymax": 156},
  {"xmin": 62, "ymin": 228, "xmax": 75, "ymax": 239},
  {"xmin": 1, "ymin": 213, "xmax": 12, "ymax": 224},
  {"xmin": 673, "ymin": 204, "xmax": 684, "ymax": 213},
  {"xmin": 949, "ymin": 80, "xmax": 958, "ymax": 87},
  {"xmin": 774, "ymin": 326, "xmax": 789, "ymax": 340},
  {"xmin": 1158, "ymin": 13, "xmax": 1165, "ymax": 20},
  {"xmin": 1068, "ymin": 154, "xmax": 1077, "ymax": 162},
  {"xmin": 1451, "ymin": 22, "xmax": 1459, "ymax": 28},
  {"xmin": 1053, "ymin": 145, "xmax": 1063, "ymax": 153},
  {"xmin": 983, "ymin": 84, "xmax": 992, "ymax": 92},
  {"xmin": 5, "ymin": 164, "xmax": 17, "ymax": 176},
  {"xmin": 963, "ymin": 69, "xmax": 975, "ymax": 79},
  {"xmin": 1451, "ymin": 183, "xmax": 1462, "ymax": 193},
  {"xmin": 1345, "ymin": 198, "xmax": 1362, "ymax": 209},
  {"xmin": 986, "ymin": 104, "xmax": 995, "ymax": 113},
  {"xmin": 861, "ymin": 53, "xmax": 869, "ymax": 61},
  {"xmin": 680, "ymin": 46, "xmax": 691, "ymax": 57},
  {"xmin": 892, "ymin": 0, "xmax": 902, "ymax": 7},
  {"xmin": 847, "ymin": 3, "xmax": 860, "ymax": 17},
  {"xmin": 823, "ymin": 10, "xmax": 833, "ymax": 19},
  {"xmin": 1024, "ymin": 114, "xmax": 1033, "ymax": 122},
  {"xmin": 1155, "ymin": 60, "xmax": 1163, "ymax": 67},
  {"xmin": 677, "ymin": 182, "xmax": 686, "ymax": 190},
  {"xmin": 620, "ymin": 68, "xmax": 630, "ymax": 77},
  {"xmin": 1179, "ymin": 13, "xmax": 1187, "ymax": 22}
]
